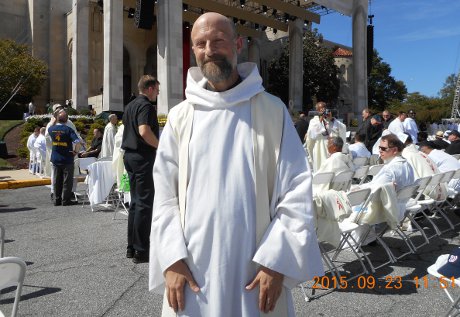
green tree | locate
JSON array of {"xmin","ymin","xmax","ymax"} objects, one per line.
[
  {"xmin": 438, "ymin": 73, "xmax": 457, "ymax": 104},
  {"xmin": 368, "ymin": 50, "xmax": 407, "ymax": 111},
  {"xmin": 0, "ymin": 39, "xmax": 47, "ymax": 110},
  {"xmin": 388, "ymin": 92, "xmax": 450, "ymax": 123},
  {"xmin": 267, "ymin": 29, "xmax": 340, "ymax": 110}
]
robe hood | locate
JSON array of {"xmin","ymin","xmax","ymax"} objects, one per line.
[{"xmin": 185, "ymin": 62, "xmax": 264, "ymax": 108}]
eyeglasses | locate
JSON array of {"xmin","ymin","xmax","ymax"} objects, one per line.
[{"xmin": 378, "ymin": 146, "xmax": 394, "ymax": 152}]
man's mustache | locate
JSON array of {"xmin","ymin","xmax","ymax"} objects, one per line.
[{"xmin": 202, "ymin": 56, "xmax": 227, "ymax": 64}]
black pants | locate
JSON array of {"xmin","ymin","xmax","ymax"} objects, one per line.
[
  {"xmin": 124, "ymin": 151, "xmax": 155, "ymax": 253},
  {"xmin": 52, "ymin": 163, "xmax": 74, "ymax": 203}
]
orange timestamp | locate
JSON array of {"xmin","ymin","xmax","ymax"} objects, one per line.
[{"xmin": 312, "ymin": 275, "xmax": 458, "ymax": 290}]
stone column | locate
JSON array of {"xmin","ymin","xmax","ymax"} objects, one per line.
[
  {"xmin": 248, "ymin": 38, "xmax": 260, "ymax": 70},
  {"xmin": 28, "ymin": 0, "xmax": 50, "ymax": 109},
  {"xmin": 288, "ymin": 19, "xmax": 304, "ymax": 112},
  {"xmin": 156, "ymin": 0, "xmax": 183, "ymax": 114},
  {"xmin": 71, "ymin": 0, "xmax": 89, "ymax": 111},
  {"xmin": 352, "ymin": 0, "xmax": 368, "ymax": 113},
  {"xmin": 103, "ymin": 0, "xmax": 123, "ymax": 112}
]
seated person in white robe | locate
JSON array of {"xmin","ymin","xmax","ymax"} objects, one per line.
[
  {"xmin": 149, "ymin": 12, "xmax": 323, "ymax": 317},
  {"xmin": 314, "ymin": 136, "xmax": 354, "ymax": 193},
  {"xmin": 306, "ymin": 101, "xmax": 346, "ymax": 172},
  {"xmin": 419, "ymin": 141, "xmax": 460, "ymax": 192},
  {"xmin": 349, "ymin": 133, "xmax": 371, "ymax": 159},
  {"xmin": 100, "ymin": 114, "xmax": 118, "ymax": 158},
  {"xmin": 402, "ymin": 134, "xmax": 447, "ymax": 200}
]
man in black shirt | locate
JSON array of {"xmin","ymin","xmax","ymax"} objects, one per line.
[
  {"xmin": 446, "ymin": 130, "xmax": 460, "ymax": 155},
  {"xmin": 121, "ymin": 75, "xmax": 160, "ymax": 264},
  {"xmin": 78, "ymin": 128, "xmax": 103, "ymax": 158},
  {"xmin": 294, "ymin": 111, "xmax": 309, "ymax": 142}
]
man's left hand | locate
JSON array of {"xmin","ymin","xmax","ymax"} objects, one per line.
[{"xmin": 246, "ymin": 266, "xmax": 284, "ymax": 313}]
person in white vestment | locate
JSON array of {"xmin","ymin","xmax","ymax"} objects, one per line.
[
  {"xmin": 149, "ymin": 12, "xmax": 323, "ymax": 317},
  {"xmin": 402, "ymin": 134, "xmax": 447, "ymax": 200},
  {"xmin": 27, "ymin": 127, "xmax": 40, "ymax": 173},
  {"xmin": 403, "ymin": 110, "xmax": 419, "ymax": 145},
  {"xmin": 349, "ymin": 133, "xmax": 371, "ymax": 159},
  {"xmin": 306, "ymin": 101, "xmax": 347, "ymax": 172},
  {"xmin": 387, "ymin": 111, "xmax": 407, "ymax": 135},
  {"xmin": 100, "ymin": 114, "xmax": 118, "ymax": 158},
  {"xmin": 34, "ymin": 127, "xmax": 47, "ymax": 174},
  {"xmin": 314, "ymin": 136, "xmax": 354, "ymax": 193},
  {"xmin": 419, "ymin": 141, "xmax": 460, "ymax": 192}
]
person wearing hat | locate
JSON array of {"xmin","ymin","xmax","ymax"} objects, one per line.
[
  {"xmin": 445, "ymin": 130, "xmax": 460, "ymax": 155},
  {"xmin": 433, "ymin": 130, "xmax": 450, "ymax": 150},
  {"xmin": 44, "ymin": 105, "xmax": 79, "ymax": 200},
  {"xmin": 403, "ymin": 110, "xmax": 419, "ymax": 145},
  {"xmin": 437, "ymin": 248, "xmax": 460, "ymax": 279}
]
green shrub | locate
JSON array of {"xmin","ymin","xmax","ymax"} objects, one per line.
[
  {"xmin": 74, "ymin": 121, "xmax": 86, "ymax": 133},
  {"xmin": 17, "ymin": 147, "xmax": 29, "ymax": 158},
  {"xmin": 79, "ymin": 109, "xmax": 92, "ymax": 116}
]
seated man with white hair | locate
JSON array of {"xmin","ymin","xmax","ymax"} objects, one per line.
[{"xmin": 315, "ymin": 136, "xmax": 354, "ymax": 193}]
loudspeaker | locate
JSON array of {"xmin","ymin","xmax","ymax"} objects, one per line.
[{"xmin": 135, "ymin": 0, "xmax": 154, "ymax": 30}]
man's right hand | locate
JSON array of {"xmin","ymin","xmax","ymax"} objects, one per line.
[{"xmin": 164, "ymin": 260, "xmax": 200, "ymax": 312}]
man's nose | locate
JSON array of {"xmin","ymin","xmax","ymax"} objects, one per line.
[{"xmin": 205, "ymin": 41, "xmax": 216, "ymax": 56}]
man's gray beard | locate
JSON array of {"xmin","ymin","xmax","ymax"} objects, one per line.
[{"xmin": 200, "ymin": 59, "xmax": 233, "ymax": 83}]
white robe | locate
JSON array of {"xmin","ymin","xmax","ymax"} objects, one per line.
[
  {"xmin": 314, "ymin": 152, "xmax": 354, "ymax": 194},
  {"xmin": 428, "ymin": 149, "xmax": 460, "ymax": 191},
  {"xmin": 149, "ymin": 63, "xmax": 323, "ymax": 317},
  {"xmin": 387, "ymin": 118, "xmax": 405, "ymax": 135},
  {"xmin": 100, "ymin": 122, "xmax": 117, "ymax": 158},
  {"xmin": 402, "ymin": 144, "xmax": 447, "ymax": 200},
  {"xmin": 306, "ymin": 116, "xmax": 346, "ymax": 172},
  {"xmin": 403, "ymin": 118, "xmax": 419, "ymax": 144}
]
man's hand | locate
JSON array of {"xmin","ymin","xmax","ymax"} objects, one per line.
[
  {"xmin": 164, "ymin": 260, "xmax": 200, "ymax": 312},
  {"xmin": 246, "ymin": 266, "xmax": 284, "ymax": 313}
]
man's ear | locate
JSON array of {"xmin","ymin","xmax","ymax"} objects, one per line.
[{"xmin": 235, "ymin": 36, "xmax": 243, "ymax": 54}]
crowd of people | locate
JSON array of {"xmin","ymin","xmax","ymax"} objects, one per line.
[{"xmin": 23, "ymin": 10, "xmax": 460, "ymax": 317}]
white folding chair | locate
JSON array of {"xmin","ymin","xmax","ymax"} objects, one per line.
[
  {"xmin": 359, "ymin": 164, "xmax": 384, "ymax": 185},
  {"xmin": 431, "ymin": 171, "xmax": 456, "ymax": 233},
  {"xmin": 369, "ymin": 154, "xmax": 380, "ymax": 165},
  {"xmin": 0, "ymin": 257, "xmax": 27, "ymax": 317},
  {"xmin": 0, "ymin": 224, "xmax": 4, "ymax": 258},
  {"xmin": 417, "ymin": 173, "xmax": 447, "ymax": 238},
  {"xmin": 352, "ymin": 165, "xmax": 369, "ymax": 184},
  {"xmin": 452, "ymin": 153, "xmax": 460, "ymax": 160},
  {"xmin": 427, "ymin": 254, "xmax": 460, "ymax": 317},
  {"xmin": 352, "ymin": 156, "xmax": 368, "ymax": 167},
  {"xmin": 330, "ymin": 170, "xmax": 354, "ymax": 192},
  {"xmin": 312, "ymin": 172, "xmax": 334, "ymax": 186}
]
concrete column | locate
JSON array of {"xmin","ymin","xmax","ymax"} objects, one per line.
[
  {"xmin": 352, "ymin": 0, "xmax": 368, "ymax": 113},
  {"xmin": 71, "ymin": 0, "xmax": 89, "ymax": 111},
  {"xmin": 103, "ymin": 0, "xmax": 123, "ymax": 112},
  {"xmin": 248, "ymin": 38, "xmax": 260, "ymax": 70},
  {"xmin": 157, "ymin": 0, "xmax": 183, "ymax": 114},
  {"xmin": 288, "ymin": 19, "xmax": 304, "ymax": 112},
  {"xmin": 28, "ymin": 0, "xmax": 50, "ymax": 109}
]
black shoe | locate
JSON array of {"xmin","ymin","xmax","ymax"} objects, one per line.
[
  {"xmin": 132, "ymin": 251, "xmax": 149, "ymax": 264},
  {"xmin": 62, "ymin": 200, "xmax": 78, "ymax": 206},
  {"xmin": 54, "ymin": 199, "xmax": 62, "ymax": 206},
  {"xmin": 51, "ymin": 193, "xmax": 54, "ymax": 201},
  {"xmin": 126, "ymin": 248, "xmax": 134, "ymax": 259}
]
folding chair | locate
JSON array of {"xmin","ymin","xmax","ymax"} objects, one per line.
[
  {"xmin": 330, "ymin": 188, "xmax": 373, "ymax": 277},
  {"xmin": 0, "ymin": 224, "xmax": 4, "ymax": 258},
  {"xmin": 312, "ymin": 172, "xmax": 334, "ymax": 194},
  {"xmin": 430, "ymin": 171, "xmax": 456, "ymax": 234},
  {"xmin": 352, "ymin": 165, "xmax": 369, "ymax": 184},
  {"xmin": 0, "ymin": 257, "xmax": 27, "ymax": 317},
  {"xmin": 330, "ymin": 170, "xmax": 354, "ymax": 192},
  {"xmin": 369, "ymin": 154, "xmax": 380, "ymax": 165},
  {"xmin": 352, "ymin": 156, "xmax": 368, "ymax": 167},
  {"xmin": 392, "ymin": 184, "xmax": 424, "ymax": 259},
  {"xmin": 452, "ymin": 153, "xmax": 460, "ymax": 160},
  {"xmin": 417, "ymin": 173, "xmax": 446, "ymax": 238},
  {"xmin": 359, "ymin": 164, "xmax": 384, "ymax": 185},
  {"xmin": 444, "ymin": 169, "xmax": 460, "ymax": 217},
  {"xmin": 427, "ymin": 254, "xmax": 460, "ymax": 317}
]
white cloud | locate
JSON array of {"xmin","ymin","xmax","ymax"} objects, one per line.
[{"xmin": 394, "ymin": 27, "xmax": 460, "ymax": 41}]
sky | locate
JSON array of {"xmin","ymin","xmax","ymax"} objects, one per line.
[{"xmin": 313, "ymin": 0, "xmax": 460, "ymax": 97}]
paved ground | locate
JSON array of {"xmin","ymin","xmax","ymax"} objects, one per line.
[{"xmin": 1, "ymin": 185, "xmax": 460, "ymax": 316}]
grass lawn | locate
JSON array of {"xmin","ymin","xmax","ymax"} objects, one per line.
[
  {"xmin": 0, "ymin": 157, "xmax": 13, "ymax": 169},
  {"xmin": 0, "ymin": 120, "xmax": 23, "ymax": 140}
]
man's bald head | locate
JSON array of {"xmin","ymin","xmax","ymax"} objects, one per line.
[
  {"xmin": 57, "ymin": 110, "xmax": 68, "ymax": 123},
  {"xmin": 191, "ymin": 12, "xmax": 237, "ymax": 40}
]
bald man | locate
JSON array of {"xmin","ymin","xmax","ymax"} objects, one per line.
[{"xmin": 149, "ymin": 12, "xmax": 322, "ymax": 317}]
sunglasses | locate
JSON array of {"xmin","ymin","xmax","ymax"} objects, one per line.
[{"xmin": 379, "ymin": 146, "xmax": 394, "ymax": 152}]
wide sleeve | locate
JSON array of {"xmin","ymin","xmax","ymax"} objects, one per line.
[
  {"xmin": 307, "ymin": 116, "xmax": 326, "ymax": 140},
  {"xmin": 149, "ymin": 119, "xmax": 189, "ymax": 293},
  {"xmin": 252, "ymin": 108, "xmax": 324, "ymax": 289}
]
